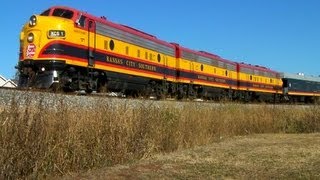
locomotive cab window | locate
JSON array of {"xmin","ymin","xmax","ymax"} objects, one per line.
[
  {"xmin": 78, "ymin": 15, "xmax": 86, "ymax": 27},
  {"xmin": 52, "ymin": 9, "xmax": 74, "ymax": 19}
]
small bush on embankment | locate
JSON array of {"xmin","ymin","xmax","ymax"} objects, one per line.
[{"xmin": 0, "ymin": 94, "xmax": 319, "ymax": 179}]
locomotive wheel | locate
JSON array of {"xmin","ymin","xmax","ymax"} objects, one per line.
[
  {"xmin": 51, "ymin": 83, "xmax": 61, "ymax": 92},
  {"xmin": 98, "ymin": 85, "xmax": 107, "ymax": 93},
  {"xmin": 156, "ymin": 85, "xmax": 165, "ymax": 99},
  {"xmin": 177, "ymin": 84, "xmax": 187, "ymax": 100},
  {"xmin": 187, "ymin": 85, "xmax": 196, "ymax": 100},
  {"xmin": 143, "ymin": 84, "xmax": 153, "ymax": 98},
  {"xmin": 97, "ymin": 73, "xmax": 108, "ymax": 93}
]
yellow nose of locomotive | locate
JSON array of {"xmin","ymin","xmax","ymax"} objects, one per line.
[
  {"xmin": 20, "ymin": 14, "xmax": 70, "ymax": 60},
  {"xmin": 20, "ymin": 15, "xmax": 42, "ymax": 60},
  {"xmin": 17, "ymin": 7, "xmax": 74, "ymax": 89}
]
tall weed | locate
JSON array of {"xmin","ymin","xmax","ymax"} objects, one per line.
[{"xmin": 0, "ymin": 95, "xmax": 319, "ymax": 179}]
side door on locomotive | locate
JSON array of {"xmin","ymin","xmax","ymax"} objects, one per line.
[{"xmin": 76, "ymin": 15, "xmax": 96, "ymax": 67}]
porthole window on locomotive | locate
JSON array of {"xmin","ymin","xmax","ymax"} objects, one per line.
[
  {"xmin": 109, "ymin": 40, "xmax": 115, "ymax": 51},
  {"xmin": 200, "ymin": 64, "xmax": 204, "ymax": 71},
  {"xmin": 157, "ymin": 54, "xmax": 161, "ymax": 62}
]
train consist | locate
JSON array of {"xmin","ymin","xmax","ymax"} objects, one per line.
[{"xmin": 17, "ymin": 6, "xmax": 320, "ymax": 103}]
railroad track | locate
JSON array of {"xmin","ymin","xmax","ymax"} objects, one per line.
[{"xmin": 0, "ymin": 86, "xmax": 316, "ymax": 111}]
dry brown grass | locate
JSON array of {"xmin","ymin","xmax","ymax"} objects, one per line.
[
  {"xmin": 0, "ymin": 94, "xmax": 320, "ymax": 179},
  {"xmin": 68, "ymin": 133, "xmax": 320, "ymax": 179}
]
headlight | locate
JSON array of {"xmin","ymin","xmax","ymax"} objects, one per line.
[
  {"xmin": 29, "ymin": 15, "xmax": 37, "ymax": 27},
  {"xmin": 48, "ymin": 30, "xmax": 66, "ymax": 38},
  {"xmin": 27, "ymin": 33, "xmax": 34, "ymax": 43}
]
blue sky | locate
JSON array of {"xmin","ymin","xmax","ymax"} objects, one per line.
[{"xmin": 3, "ymin": 0, "xmax": 320, "ymax": 79}]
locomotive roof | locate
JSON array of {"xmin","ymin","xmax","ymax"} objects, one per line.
[
  {"xmin": 178, "ymin": 45, "xmax": 237, "ymax": 65},
  {"xmin": 49, "ymin": 6, "xmax": 175, "ymax": 49},
  {"xmin": 238, "ymin": 62, "xmax": 279, "ymax": 74}
]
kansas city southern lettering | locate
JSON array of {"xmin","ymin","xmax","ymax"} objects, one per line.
[
  {"xmin": 197, "ymin": 75, "xmax": 227, "ymax": 83},
  {"xmin": 126, "ymin": 60, "xmax": 136, "ymax": 67},
  {"xmin": 138, "ymin": 63, "xmax": 157, "ymax": 72},
  {"xmin": 106, "ymin": 56, "xmax": 157, "ymax": 72},
  {"xmin": 106, "ymin": 56, "xmax": 124, "ymax": 65}
]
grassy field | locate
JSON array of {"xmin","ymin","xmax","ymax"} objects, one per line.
[
  {"xmin": 0, "ymin": 93, "xmax": 320, "ymax": 179},
  {"xmin": 60, "ymin": 133, "xmax": 320, "ymax": 179}
]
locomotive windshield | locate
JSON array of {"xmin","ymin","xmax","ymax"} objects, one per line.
[
  {"xmin": 39, "ymin": 8, "xmax": 74, "ymax": 19},
  {"xmin": 40, "ymin": 9, "xmax": 50, "ymax": 16},
  {"xmin": 52, "ymin": 8, "xmax": 74, "ymax": 19}
]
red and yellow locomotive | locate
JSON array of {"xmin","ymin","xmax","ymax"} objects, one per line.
[
  {"xmin": 18, "ymin": 6, "xmax": 177, "ymax": 96},
  {"xmin": 17, "ymin": 6, "xmax": 319, "ymax": 102}
]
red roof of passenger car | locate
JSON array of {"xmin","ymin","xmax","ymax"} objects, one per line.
[{"xmin": 48, "ymin": 6, "xmax": 175, "ymax": 48}]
